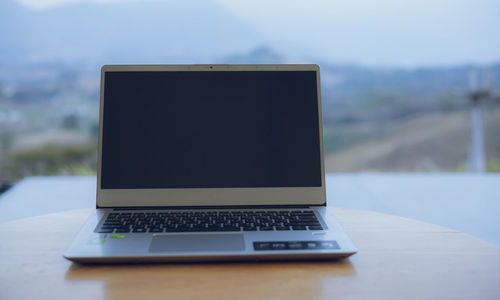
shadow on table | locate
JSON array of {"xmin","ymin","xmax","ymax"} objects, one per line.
[{"xmin": 64, "ymin": 259, "xmax": 356, "ymax": 299}]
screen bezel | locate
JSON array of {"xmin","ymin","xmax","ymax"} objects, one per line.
[{"xmin": 97, "ymin": 64, "xmax": 326, "ymax": 207}]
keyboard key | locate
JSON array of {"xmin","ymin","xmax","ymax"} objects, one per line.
[
  {"xmin": 164, "ymin": 227, "xmax": 181, "ymax": 232},
  {"xmin": 259, "ymin": 226, "xmax": 274, "ymax": 231},
  {"xmin": 243, "ymin": 227, "xmax": 258, "ymax": 231},
  {"xmin": 275, "ymin": 226, "xmax": 290, "ymax": 231},
  {"xmin": 308, "ymin": 226, "xmax": 323, "ymax": 230}
]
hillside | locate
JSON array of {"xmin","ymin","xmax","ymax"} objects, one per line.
[
  {"xmin": 325, "ymin": 108, "xmax": 500, "ymax": 172},
  {"xmin": 1, "ymin": 45, "xmax": 500, "ymax": 180}
]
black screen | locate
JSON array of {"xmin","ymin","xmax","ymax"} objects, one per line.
[{"xmin": 101, "ymin": 70, "xmax": 322, "ymax": 189}]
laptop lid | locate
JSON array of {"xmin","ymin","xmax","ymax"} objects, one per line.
[{"xmin": 97, "ymin": 65, "xmax": 325, "ymax": 207}]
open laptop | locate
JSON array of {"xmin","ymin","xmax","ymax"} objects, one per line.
[{"xmin": 63, "ymin": 64, "xmax": 357, "ymax": 263}]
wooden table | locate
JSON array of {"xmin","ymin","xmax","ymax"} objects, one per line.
[{"xmin": 1, "ymin": 208, "xmax": 499, "ymax": 300}]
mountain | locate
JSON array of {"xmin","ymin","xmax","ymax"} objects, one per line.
[
  {"xmin": 0, "ymin": 0, "xmax": 264, "ymax": 66},
  {"xmin": 218, "ymin": 46, "xmax": 286, "ymax": 64}
]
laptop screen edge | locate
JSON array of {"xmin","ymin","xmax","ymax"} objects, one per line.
[{"xmin": 96, "ymin": 64, "xmax": 326, "ymax": 208}]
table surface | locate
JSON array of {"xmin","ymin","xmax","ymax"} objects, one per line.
[{"xmin": 1, "ymin": 207, "xmax": 500, "ymax": 300}]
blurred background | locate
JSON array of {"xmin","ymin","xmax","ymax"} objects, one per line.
[{"xmin": 1, "ymin": 0, "xmax": 500, "ymax": 188}]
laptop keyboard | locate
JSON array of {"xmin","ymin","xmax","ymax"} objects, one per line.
[{"xmin": 96, "ymin": 210, "xmax": 324, "ymax": 233}]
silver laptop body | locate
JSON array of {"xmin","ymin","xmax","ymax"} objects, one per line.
[{"xmin": 64, "ymin": 64, "xmax": 357, "ymax": 263}]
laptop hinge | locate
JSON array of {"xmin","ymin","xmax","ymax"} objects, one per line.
[{"xmin": 100, "ymin": 204, "xmax": 325, "ymax": 210}]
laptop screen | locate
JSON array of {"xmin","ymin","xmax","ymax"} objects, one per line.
[{"xmin": 101, "ymin": 70, "xmax": 322, "ymax": 189}]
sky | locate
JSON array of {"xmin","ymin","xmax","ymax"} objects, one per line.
[{"xmin": 15, "ymin": 0, "xmax": 500, "ymax": 67}]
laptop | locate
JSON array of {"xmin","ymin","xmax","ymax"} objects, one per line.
[{"xmin": 63, "ymin": 64, "xmax": 357, "ymax": 263}]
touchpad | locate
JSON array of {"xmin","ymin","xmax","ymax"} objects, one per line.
[{"xmin": 149, "ymin": 233, "xmax": 245, "ymax": 252}]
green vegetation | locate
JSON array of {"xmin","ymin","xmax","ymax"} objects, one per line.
[
  {"xmin": 487, "ymin": 160, "xmax": 500, "ymax": 173},
  {"xmin": 6, "ymin": 144, "xmax": 97, "ymax": 180}
]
